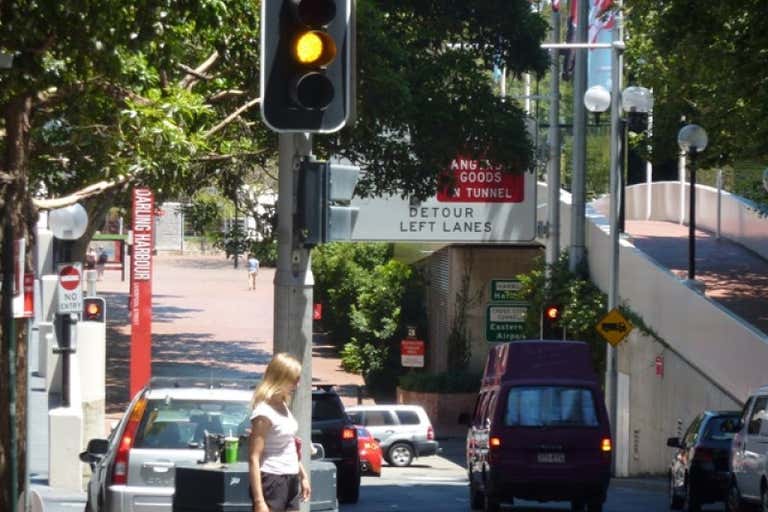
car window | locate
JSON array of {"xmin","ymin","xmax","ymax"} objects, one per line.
[
  {"xmin": 134, "ymin": 399, "xmax": 251, "ymax": 449},
  {"xmin": 740, "ymin": 396, "xmax": 754, "ymax": 424},
  {"xmin": 703, "ymin": 415, "xmax": 740, "ymax": 441},
  {"xmin": 364, "ymin": 410, "xmax": 395, "ymax": 426},
  {"xmin": 683, "ymin": 415, "xmax": 703, "ymax": 446},
  {"xmin": 471, "ymin": 393, "xmax": 486, "ymax": 426},
  {"xmin": 748, "ymin": 397, "xmax": 768, "ymax": 435},
  {"xmin": 348, "ymin": 411, "xmax": 363, "ymax": 424},
  {"xmin": 312, "ymin": 395, "xmax": 344, "ymax": 421},
  {"xmin": 484, "ymin": 392, "xmax": 497, "ymax": 427},
  {"xmin": 504, "ymin": 386, "xmax": 598, "ymax": 427},
  {"xmin": 396, "ymin": 410, "xmax": 420, "ymax": 425}
]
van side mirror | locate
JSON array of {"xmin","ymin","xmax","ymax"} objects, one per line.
[
  {"xmin": 311, "ymin": 443, "xmax": 325, "ymax": 460},
  {"xmin": 666, "ymin": 437, "xmax": 681, "ymax": 448},
  {"xmin": 79, "ymin": 438, "xmax": 109, "ymax": 466},
  {"xmin": 458, "ymin": 413, "xmax": 471, "ymax": 426}
]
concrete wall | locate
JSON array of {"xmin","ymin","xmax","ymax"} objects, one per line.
[
  {"xmin": 154, "ymin": 202, "xmax": 184, "ymax": 252},
  {"xmin": 599, "ymin": 181, "xmax": 768, "ymax": 260},
  {"xmin": 620, "ymin": 329, "xmax": 740, "ymax": 474}
]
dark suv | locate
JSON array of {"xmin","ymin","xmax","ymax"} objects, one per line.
[{"xmin": 311, "ymin": 386, "xmax": 361, "ymax": 503}]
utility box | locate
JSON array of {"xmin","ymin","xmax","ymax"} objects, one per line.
[{"xmin": 173, "ymin": 460, "xmax": 338, "ymax": 512}]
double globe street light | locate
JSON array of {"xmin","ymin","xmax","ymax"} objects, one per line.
[{"xmin": 677, "ymin": 124, "xmax": 708, "ymax": 283}]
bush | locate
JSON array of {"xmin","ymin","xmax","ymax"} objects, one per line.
[
  {"xmin": 248, "ymin": 239, "xmax": 277, "ymax": 267},
  {"xmin": 398, "ymin": 371, "xmax": 481, "ymax": 394}
]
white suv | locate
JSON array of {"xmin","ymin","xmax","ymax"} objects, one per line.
[
  {"xmin": 728, "ymin": 385, "xmax": 768, "ymax": 511},
  {"xmin": 346, "ymin": 404, "xmax": 439, "ymax": 467}
]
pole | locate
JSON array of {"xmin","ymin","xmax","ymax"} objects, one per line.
[
  {"xmin": 569, "ymin": 0, "xmax": 589, "ymax": 273},
  {"xmin": 606, "ymin": 23, "xmax": 623, "ymax": 476},
  {"xmin": 56, "ymin": 240, "xmax": 74, "ymax": 408},
  {"xmin": 274, "ymin": 132, "xmax": 313, "ymax": 512},
  {"xmin": 546, "ymin": 8, "xmax": 561, "ymax": 269},
  {"xmin": 619, "ymin": 119, "xmax": 627, "ymax": 233},
  {"xmin": 2, "ymin": 212, "xmax": 19, "ymax": 512},
  {"xmin": 688, "ymin": 150, "xmax": 697, "ymax": 281}
]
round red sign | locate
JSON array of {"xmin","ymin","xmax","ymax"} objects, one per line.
[{"xmin": 59, "ymin": 265, "xmax": 81, "ymax": 291}]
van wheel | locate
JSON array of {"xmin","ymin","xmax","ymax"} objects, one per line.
[
  {"xmin": 483, "ymin": 492, "xmax": 500, "ymax": 512},
  {"xmin": 571, "ymin": 500, "xmax": 585, "ymax": 511},
  {"xmin": 388, "ymin": 442, "xmax": 414, "ymax": 467},
  {"xmin": 469, "ymin": 478, "xmax": 483, "ymax": 510},
  {"xmin": 726, "ymin": 479, "xmax": 744, "ymax": 512}
]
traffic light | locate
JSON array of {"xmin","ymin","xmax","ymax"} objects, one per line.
[
  {"xmin": 541, "ymin": 304, "xmax": 564, "ymax": 339},
  {"xmin": 83, "ymin": 297, "xmax": 106, "ymax": 322},
  {"xmin": 261, "ymin": 0, "xmax": 352, "ymax": 133},
  {"xmin": 297, "ymin": 159, "xmax": 360, "ymax": 247}
]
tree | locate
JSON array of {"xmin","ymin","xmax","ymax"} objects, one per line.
[
  {"xmin": 182, "ymin": 190, "xmax": 230, "ymax": 253},
  {"xmin": 0, "ymin": 1, "xmax": 550, "ymax": 506},
  {"xmin": 625, "ymin": 0, "xmax": 768, "ymax": 210}
]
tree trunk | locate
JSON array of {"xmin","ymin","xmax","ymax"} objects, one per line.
[{"xmin": 0, "ymin": 93, "xmax": 34, "ymax": 512}]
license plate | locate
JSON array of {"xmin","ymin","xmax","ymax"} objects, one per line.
[{"xmin": 537, "ymin": 452, "xmax": 565, "ymax": 464}]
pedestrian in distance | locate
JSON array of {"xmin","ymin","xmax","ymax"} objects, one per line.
[
  {"xmin": 249, "ymin": 353, "xmax": 311, "ymax": 512},
  {"xmin": 96, "ymin": 246, "xmax": 108, "ymax": 280},
  {"xmin": 85, "ymin": 247, "xmax": 97, "ymax": 270},
  {"xmin": 247, "ymin": 253, "xmax": 260, "ymax": 290}
]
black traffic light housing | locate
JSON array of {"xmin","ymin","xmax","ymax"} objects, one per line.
[
  {"xmin": 83, "ymin": 297, "xmax": 106, "ymax": 322},
  {"xmin": 261, "ymin": 0, "xmax": 352, "ymax": 133},
  {"xmin": 541, "ymin": 303, "xmax": 564, "ymax": 340}
]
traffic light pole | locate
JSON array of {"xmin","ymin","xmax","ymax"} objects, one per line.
[{"xmin": 274, "ymin": 133, "xmax": 313, "ymax": 512}]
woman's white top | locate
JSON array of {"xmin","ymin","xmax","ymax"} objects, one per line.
[{"xmin": 250, "ymin": 401, "xmax": 299, "ymax": 475}]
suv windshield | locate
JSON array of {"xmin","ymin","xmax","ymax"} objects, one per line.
[
  {"xmin": 134, "ymin": 399, "xmax": 251, "ymax": 449},
  {"xmin": 504, "ymin": 386, "xmax": 598, "ymax": 427}
]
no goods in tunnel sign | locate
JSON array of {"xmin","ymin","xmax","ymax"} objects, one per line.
[{"xmin": 57, "ymin": 263, "xmax": 83, "ymax": 314}]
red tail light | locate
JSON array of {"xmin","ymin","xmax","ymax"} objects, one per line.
[
  {"xmin": 427, "ymin": 426, "xmax": 434, "ymax": 441},
  {"xmin": 693, "ymin": 447, "xmax": 713, "ymax": 462},
  {"xmin": 489, "ymin": 436, "xmax": 502, "ymax": 448},
  {"xmin": 601, "ymin": 438, "xmax": 612, "ymax": 452},
  {"xmin": 342, "ymin": 427, "xmax": 356, "ymax": 440},
  {"xmin": 111, "ymin": 398, "xmax": 147, "ymax": 485}
]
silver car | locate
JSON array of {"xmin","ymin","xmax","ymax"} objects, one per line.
[{"xmin": 80, "ymin": 382, "xmax": 254, "ymax": 512}]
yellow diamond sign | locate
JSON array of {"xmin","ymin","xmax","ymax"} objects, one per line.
[{"xmin": 596, "ymin": 308, "xmax": 634, "ymax": 347}]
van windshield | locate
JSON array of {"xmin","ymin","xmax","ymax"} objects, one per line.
[{"xmin": 504, "ymin": 386, "xmax": 598, "ymax": 427}]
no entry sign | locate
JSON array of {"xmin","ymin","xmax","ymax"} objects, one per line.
[{"xmin": 57, "ymin": 263, "xmax": 83, "ymax": 314}]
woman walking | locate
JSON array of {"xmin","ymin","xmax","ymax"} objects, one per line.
[{"xmin": 249, "ymin": 353, "xmax": 311, "ymax": 512}]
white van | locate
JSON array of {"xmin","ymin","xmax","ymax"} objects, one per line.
[
  {"xmin": 728, "ymin": 385, "xmax": 768, "ymax": 511},
  {"xmin": 346, "ymin": 404, "xmax": 440, "ymax": 467}
]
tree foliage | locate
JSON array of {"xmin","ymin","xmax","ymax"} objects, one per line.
[{"xmin": 625, "ymin": 0, "xmax": 768, "ymax": 209}]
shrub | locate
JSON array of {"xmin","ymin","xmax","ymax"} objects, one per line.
[{"xmin": 398, "ymin": 371, "xmax": 481, "ymax": 394}]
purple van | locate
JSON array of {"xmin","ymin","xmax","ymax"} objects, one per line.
[{"xmin": 466, "ymin": 340, "xmax": 612, "ymax": 512}]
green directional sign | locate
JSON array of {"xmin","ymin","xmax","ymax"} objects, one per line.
[
  {"xmin": 490, "ymin": 279, "xmax": 523, "ymax": 302},
  {"xmin": 486, "ymin": 303, "xmax": 529, "ymax": 342}
]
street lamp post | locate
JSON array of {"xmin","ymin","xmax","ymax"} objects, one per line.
[
  {"xmin": 584, "ymin": 81, "xmax": 652, "ymax": 475},
  {"xmin": 49, "ymin": 203, "xmax": 89, "ymax": 407},
  {"xmin": 677, "ymin": 124, "xmax": 708, "ymax": 281}
]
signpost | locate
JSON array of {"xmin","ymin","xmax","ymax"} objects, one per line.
[
  {"xmin": 596, "ymin": 308, "xmax": 634, "ymax": 347},
  {"xmin": 490, "ymin": 279, "xmax": 522, "ymax": 302},
  {"xmin": 57, "ymin": 264, "xmax": 83, "ymax": 314},
  {"xmin": 486, "ymin": 303, "xmax": 528, "ymax": 342},
  {"xmin": 130, "ymin": 188, "xmax": 155, "ymax": 397}
]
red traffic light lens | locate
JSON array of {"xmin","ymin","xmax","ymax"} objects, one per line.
[
  {"xmin": 295, "ymin": 0, "xmax": 337, "ymax": 26},
  {"xmin": 545, "ymin": 306, "xmax": 560, "ymax": 320},
  {"xmin": 86, "ymin": 303, "xmax": 101, "ymax": 316}
]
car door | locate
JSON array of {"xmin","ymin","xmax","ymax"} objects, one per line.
[
  {"xmin": 742, "ymin": 396, "xmax": 768, "ymax": 500},
  {"xmin": 673, "ymin": 415, "xmax": 702, "ymax": 491},
  {"xmin": 732, "ymin": 397, "xmax": 754, "ymax": 493},
  {"xmin": 361, "ymin": 409, "xmax": 398, "ymax": 448}
]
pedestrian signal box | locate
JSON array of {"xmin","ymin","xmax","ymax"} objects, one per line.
[{"xmin": 83, "ymin": 297, "xmax": 106, "ymax": 322}]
